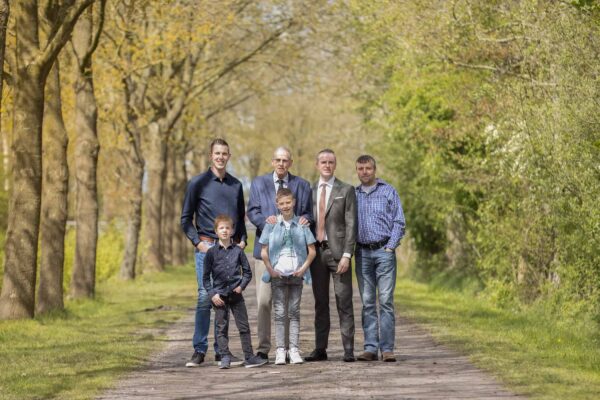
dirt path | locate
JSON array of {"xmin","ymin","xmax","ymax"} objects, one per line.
[{"xmin": 98, "ymin": 262, "xmax": 523, "ymax": 400}]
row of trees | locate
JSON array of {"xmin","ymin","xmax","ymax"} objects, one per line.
[
  {"xmin": 348, "ymin": 0, "xmax": 600, "ymax": 320},
  {"xmin": 0, "ymin": 0, "xmax": 356, "ymax": 319}
]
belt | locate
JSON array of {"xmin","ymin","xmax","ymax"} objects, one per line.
[
  {"xmin": 357, "ymin": 238, "xmax": 389, "ymax": 250},
  {"xmin": 199, "ymin": 235, "xmax": 217, "ymax": 244},
  {"xmin": 315, "ymin": 240, "xmax": 329, "ymax": 250}
]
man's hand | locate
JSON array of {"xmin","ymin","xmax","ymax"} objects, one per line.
[
  {"xmin": 237, "ymin": 241, "xmax": 246, "ymax": 250},
  {"xmin": 233, "ymin": 286, "xmax": 242, "ymax": 294},
  {"xmin": 196, "ymin": 242, "xmax": 210, "ymax": 253},
  {"xmin": 212, "ymin": 294, "xmax": 224, "ymax": 307},
  {"xmin": 299, "ymin": 216, "xmax": 310, "ymax": 226},
  {"xmin": 266, "ymin": 215, "xmax": 277, "ymax": 224},
  {"xmin": 336, "ymin": 256, "xmax": 350, "ymax": 274}
]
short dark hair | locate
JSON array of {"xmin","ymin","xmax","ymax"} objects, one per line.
[
  {"xmin": 214, "ymin": 214, "xmax": 233, "ymax": 230},
  {"xmin": 210, "ymin": 138, "xmax": 229, "ymax": 153},
  {"xmin": 316, "ymin": 148, "xmax": 336, "ymax": 162},
  {"xmin": 276, "ymin": 187, "xmax": 294, "ymax": 201},
  {"xmin": 356, "ymin": 154, "xmax": 376, "ymax": 169}
]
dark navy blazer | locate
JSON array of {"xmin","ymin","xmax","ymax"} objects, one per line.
[{"xmin": 247, "ymin": 172, "xmax": 313, "ymax": 259}]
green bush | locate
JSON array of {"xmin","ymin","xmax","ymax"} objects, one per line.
[{"xmin": 349, "ymin": 0, "xmax": 600, "ymax": 322}]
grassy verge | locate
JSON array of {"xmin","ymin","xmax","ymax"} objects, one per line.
[
  {"xmin": 395, "ymin": 279, "xmax": 600, "ymax": 400},
  {"xmin": 0, "ymin": 264, "xmax": 197, "ymax": 400}
]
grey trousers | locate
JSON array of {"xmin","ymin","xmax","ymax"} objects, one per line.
[
  {"xmin": 309, "ymin": 246, "xmax": 355, "ymax": 352},
  {"xmin": 271, "ymin": 276, "xmax": 304, "ymax": 350},
  {"xmin": 214, "ymin": 293, "xmax": 254, "ymax": 360}
]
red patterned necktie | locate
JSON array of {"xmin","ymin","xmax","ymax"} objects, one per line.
[{"xmin": 317, "ymin": 183, "xmax": 327, "ymax": 241}]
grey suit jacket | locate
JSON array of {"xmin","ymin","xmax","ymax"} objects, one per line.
[{"xmin": 312, "ymin": 177, "xmax": 357, "ymax": 260}]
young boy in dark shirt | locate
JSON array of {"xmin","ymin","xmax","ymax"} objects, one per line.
[{"xmin": 203, "ymin": 215, "xmax": 267, "ymax": 369}]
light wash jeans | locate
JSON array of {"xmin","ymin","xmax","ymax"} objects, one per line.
[
  {"xmin": 271, "ymin": 276, "xmax": 304, "ymax": 349},
  {"xmin": 355, "ymin": 247, "xmax": 397, "ymax": 354},
  {"xmin": 193, "ymin": 243, "xmax": 221, "ymax": 354}
]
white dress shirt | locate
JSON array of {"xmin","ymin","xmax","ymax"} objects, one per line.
[{"xmin": 317, "ymin": 176, "xmax": 351, "ymax": 259}]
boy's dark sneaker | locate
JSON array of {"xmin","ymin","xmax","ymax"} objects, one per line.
[
  {"xmin": 219, "ymin": 356, "xmax": 231, "ymax": 369},
  {"xmin": 185, "ymin": 351, "xmax": 205, "ymax": 367},
  {"xmin": 244, "ymin": 355, "xmax": 268, "ymax": 368},
  {"xmin": 217, "ymin": 354, "xmax": 244, "ymax": 367}
]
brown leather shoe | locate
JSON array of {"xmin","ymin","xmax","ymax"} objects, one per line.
[
  {"xmin": 356, "ymin": 351, "xmax": 377, "ymax": 361},
  {"xmin": 382, "ymin": 352, "xmax": 396, "ymax": 362}
]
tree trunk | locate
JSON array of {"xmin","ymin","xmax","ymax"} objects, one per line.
[
  {"xmin": 0, "ymin": 0, "xmax": 44, "ymax": 319},
  {"xmin": 161, "ymin": 144, "xmax": 175, "ymax": 266},
  {"xmin": 0, "ymin": 0, "xmax": 9, "ymax": 154},
  {"xmin": 119, "ymin": 158, "xmax": 143, "ymax": 280},
  {"xmin": 71, "ymin": 7, "xmax": 99, "ymax": 298},
  {"xmin": 171, "ymin": 148, "xmax": 188, "ymax": 265},
  {"xmin": 37, "ymin": 59, "xmax": 68, "ymax": 313},
  {"xmin": 142, "ymin": 122, "xmax": 167, "ymax": 272},
  {"xmin": 0, "ymin": 67, "xmax": 44, "ymax": 319}
]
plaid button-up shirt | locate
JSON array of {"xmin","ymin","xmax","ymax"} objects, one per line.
[{"xmin": 355, "ymin": 179, "xmax": 405, "ymax": 249}]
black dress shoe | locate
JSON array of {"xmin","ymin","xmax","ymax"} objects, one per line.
[
  {"xmin": 256, "ymin": 351, "xmax": 269, "ymax": 360},
  {"xmin": 305, "ymin": 349, "xmax": 327, "ymax": 362},
  {"xmin": 343, "ymin": 351, "xmax": 356, "ymax": 362}
]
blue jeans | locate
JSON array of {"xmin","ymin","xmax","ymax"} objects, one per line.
[
  {"xmin": 193, "ymin": 246, "xmax": 220, "ymax": 354},
  {"xmin": 355, "ymin": 247, "xmax": 397, "ymax": 354}
]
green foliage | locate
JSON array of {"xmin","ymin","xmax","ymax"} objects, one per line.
[{"xmin": 349, "ymin": 0, "xmax": 600, "ymax": 322}]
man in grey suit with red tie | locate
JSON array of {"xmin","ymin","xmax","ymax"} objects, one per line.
[{"xmin": 305, "ymin": 148, "xmax": 357, "ymax": 363}]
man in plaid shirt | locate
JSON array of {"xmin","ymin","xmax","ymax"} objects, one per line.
[{"xmin": 354, "ymin": 155, "xmax": 405, "ymax": 363}]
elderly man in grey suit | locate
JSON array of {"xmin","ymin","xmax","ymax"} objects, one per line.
[{"xmin": 305, "ymin": 148, "xmax": 357, "ymax": 363}]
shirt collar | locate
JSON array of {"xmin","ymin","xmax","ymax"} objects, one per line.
[
  {"xmin": 318, "ymin": 176, "xmax": 335, "ymax": 188},
  {"xmin": 218, "ymin": 240, "xmax": 235, "ymax": 249},
  {"xmin": 356, "ymin": 178, "xmax": 383, "ymax": 192},
  {"xmin": 208, "ymin": 168, "xmax": 229, "ymax": 182},
  {"xmin": 278, "ymin": 215, "xmax": 299, "ymax": 226},
  {"xmin": 272, "ymin": 172, "xmax": 289, "ymax": 184}
]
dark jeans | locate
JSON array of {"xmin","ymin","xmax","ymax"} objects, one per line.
[
  {"xmin": 309, "ymin": 246, "xmax": 355, "ymax": 352},
  {"xmin": 213, "ymin": 292, "xmax": 254, "ymax": 360}
]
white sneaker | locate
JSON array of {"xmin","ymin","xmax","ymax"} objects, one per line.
[
  {"xmin": 289, "ymin": 348, "xmax": 303, "ymax": 364},
  {"xmin": 275, "ymin": 347, "xmax": 287, "ymax": 365}
]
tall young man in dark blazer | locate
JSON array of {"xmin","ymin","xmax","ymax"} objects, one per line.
[
  {"xmin": 305, "ymin": 148, "xmax": 357, "ymax": 362},
  {"xmin": 247, "ymin": 146, "xmax": 313, "ymax": 361}
]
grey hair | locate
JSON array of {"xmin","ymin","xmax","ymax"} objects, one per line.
[{"xmin": 273, "ymin": 146, "xmax": 292, "ymax": 160}]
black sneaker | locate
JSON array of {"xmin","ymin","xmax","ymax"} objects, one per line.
[
  {"xmin": 215, "ymin": 353, "xmax": 221, "ymax": 362},
  {"xmin": 343, "ymin": 350, "xmax": 356, "ymax": 362},
  {"xmin": 185, "ymin": 351, "xmax": 205, "ymax": 367},
  {"xmin": 256, "ymin": 351, "xmax": 269, "ymax": 361},
  {"xmin": 244, "ymin": 355, "xmax": 268, "ymax": 368}
]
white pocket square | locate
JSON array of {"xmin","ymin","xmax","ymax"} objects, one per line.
[{"xmin": 334, "ymin": 196, "xmax": 344, "ymax": 199}]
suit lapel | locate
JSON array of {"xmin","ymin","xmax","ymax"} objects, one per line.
[
  {"xmin": 325, "ymin": 179, "xmax": 342, "ymax": 216},
  {"xmin": 312, "ymin": 180, "xmax": 318, "ymax": 215},
  {"xmin": 265, "ymin": 174, "xmax": 276, "ymax": 211}
]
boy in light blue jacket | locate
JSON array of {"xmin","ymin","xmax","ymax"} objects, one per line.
[{"xmin": 259, "ymin": 188, "xmax": 316, "ymax": 365}]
